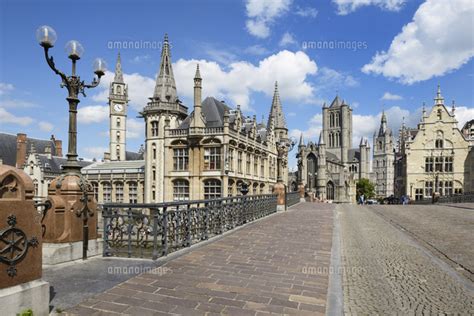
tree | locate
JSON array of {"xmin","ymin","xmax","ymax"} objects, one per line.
[{"xmin": 356, "ymin": 178, "xmax": 375, "ymax": 201}]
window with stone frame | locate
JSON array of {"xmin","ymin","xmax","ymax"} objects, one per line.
[
  {"xmin": 173, "ymin": 179, "xmax": 189, "ymax": 201},
  {"xmin": 204, "ymin": 147, "xmax": 221, "ymax": 170},
  {"xmin": 425, "ymin": 157, "xmax": 434, "ymax": 172},
  {"xmin": 444, "ymin": 156, "xmax": 453, "ymax": 172},
  {"xmin": 246, "ymin": 153, "xmax": 251, "ymax": 174},
  {"xmin": 128, "ymin": 182, "xmax": 138, "ymax": 203},
  {"xmin": 103, "ymin": 182, "xmax": 112, "ymax": 203},
  {"xmin": 204, "ymin": 179, "xmax": 221, "ymax": 199},
  {"xmin": 261, "ymin": 158, "xmax": 265, "ymax": 178},
  {"xmin": 173, "ymin": 148, "xmax": 189, "ymax": 171},
  {"xmin": 228, "ymin": 148, "xmax": 234, "ymax": 171},
  {"xmin": 117, "ymin": 117, "xmax": 121, "ymax": 128},
  {"xmin": 91, "ymin": 182, "xmax": 99, "ymax": 201},
  {"xmin": 237, "ymin": 151, "xmax": 243, "ymax": 174},
  {"xmin": 415, "ymin": 188, "xmax": 423, "ymax": 201},
  {"xmin": 435, "ymin": 157, "xmax": 443, "ymax": 172},
  {"xmin": 152, "ymin": 143, "xmax": 156, "ymax": 160},
  {"xmin": 254, "ymin": 156, "xmax": 258, "ymax": 176},
  {"xmin": 424, "ymin": 181, "xmax": 433, "ymax": 197},
  {"xmin": 227, "ymin": 180, "xmax": 234, "ymax": 197},
  {"xmin": 435, "ymin": 139, "xmax": 443, "ymax": 148},
  {"xmin": 151, "ymin": 121, "xmax": 159, "ymax": 136},
  {"xmin": 115, "ymin": 182, "xmax": 124, "ymax": 203},
  {"xmin": 444, "ymin": 181, "xmax": 453, "ymax": 196}
]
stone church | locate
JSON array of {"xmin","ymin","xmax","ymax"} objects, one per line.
[
  {"xmin": 83, "ymin": 35, "xmax": 289, "ymax": 203},
  {"xmin": 296, "ymin": 97, "xmax": 371, "ymax": 203}
]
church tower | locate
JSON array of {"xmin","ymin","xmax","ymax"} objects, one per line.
[
  {"xmin": 322, "ymin": 95, "xmax": 353, "ymax": 165},
  {"xmin": 141, "ymin": 34, "xmax": 188, "ymax": 203},
  {"xmin": 109, "ymin": 53, "xmax": 128, "ymax": 161},
  {"xmin": 373, "ymin": 111, "xmax": 395, "ymax": 197}
]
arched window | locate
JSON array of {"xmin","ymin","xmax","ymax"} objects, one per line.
[
  {"xmin": 103, "ymin": 182, "xmax": 111, "ymax": 203},
  {"xmin": 330, "ymin": 113, "xmax": 334, "ymax": 127},
  {"xmin": 152, "ymin": 166, "xmax": 156, "ymax": 181},
  {"xmin": 151, "ymin": 121, "xmax": 159, "ymax": 136},
  {"xmin": 326, "ymin": 181, "xmax": 335, "ymax": 200},
  {"xmin": 173, "ymin": 179, "xmax": 189, "ymax": 201},
  {"xmin": 116, "ymin": 131, "xmax": 120, "ymax": 142},
  {"xmin": 152, "ymin": 143, "xmax": 157, "ymax": 160},
  {"xmin": 307, "ymin": 153, "xmax": 317, "ymax": 189},
  {"xmin": 116, "ymin": 85, "xmax": 122, "ymax": 94},
  {"xmin": 204, "ymin": 179, "xmax": 221, "ymax": 199}
]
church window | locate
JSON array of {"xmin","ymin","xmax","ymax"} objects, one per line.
[
  {"xmin": 103, "ymin": 182, "xmax": 112, "ymax": 203},
  {"xmin": 204, "ymin": 179, "xmax": 221, "ymax": 199},
  {"xmin": 173, "ymin": 148, "xmax": 189, "ymax": 171},
  {"xmin": 435, "ymin": 139, "xmax": 443, "ymax": 148},
  {"xmin": 151, "ymin": 121, "xmax": 159, "ymax": 136},
  {"xmin": 115, "ymin": 182, "xmax": 124, "ymax": 203},
  {"xmin": 204, "ymin": 147, "xmax": 221, "ymax": 170},
  {"xmin": 173, "ymin": 179, "xmax": 189, "ymax": 201},
  {"xmin": 128, "ymin": 182, "xmax": 138, "ymax": 203}
]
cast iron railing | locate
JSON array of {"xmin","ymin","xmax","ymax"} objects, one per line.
[
  {"xmin": 102, "ymin": 194, "xmax": 277, "ymax": 259},
  {"xmin": 286, "ymin": 191, "xmax": 299, "ymax": 207},
  {"xmin": 438, "ymin": 192, "xmax": 474, "ymax": 204}
]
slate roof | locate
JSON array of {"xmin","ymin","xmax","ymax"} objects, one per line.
[
  {"xmin": 36, "ymin": 154, "xmax": 92, "ymax": 174},
  {"xmin": 348, "ymin": 149, "xmax": 361, "ymax": 162},
  {"xmin": 82, "ymin": 160, "xmax": 145, "ymax": 174},
  {"xmin": 179, "ymin": 97, "xmax": 232, "ymax": 129},
  {"xmin": 0, "ymin": 132, "xmax": 60, "ymax": 167},
  {"xmin": 126, "ymin": 151, "xmax": 144, "ymax": 161}
]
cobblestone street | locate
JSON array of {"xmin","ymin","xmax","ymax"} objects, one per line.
[
  {"xmin": 66, "ymin": 203, "xmax": 335, "ymax": 315},
  {"xmin": 339, "ymin": 204, "xmax": 474, "ymax": 315}
]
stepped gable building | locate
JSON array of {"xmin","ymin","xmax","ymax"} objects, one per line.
[
  {"xmin": 394, "ymin": 86, "xmax": 471, "ymax": 199},
  {"xmin": 296, "ymin": 96, "xmax": 369, "ymax": 203},
  {"xmin": 83, "ymin": 34, "xmax": 289, "ymax": 204},
  {"xmin": 373, "ymin": 111, "xmax": 395, "ymax": 197}
]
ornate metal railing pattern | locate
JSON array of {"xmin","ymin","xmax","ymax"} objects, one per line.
[
  {"xmin": 438, "ymin": 192, "xmax": 474, "ymax": 204},
  {"xmin": 286, "ymin": 191, "xmax": 299, "ymax": 207},
  {"xmin": 102, "ymin": 194, "xmax": 277, "ymax": 259}
]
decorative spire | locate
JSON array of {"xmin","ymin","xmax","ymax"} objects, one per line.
[
  {"xmin": 318, "ymin": 132, "xmax": 325, "ymax": 146},
  {"xmin": 451, "ymin": 100, "xmax": 456, "ymax": 115},
  {"xmin": 434, "ymin": 84, "xmax": 444, "ymax": 105},
  {"xmin": 299, "ymin": 133, "xmax": 305, "ymax": 147},
  {"xmin": 153, "ymin": 34, "xmax": 178, "ymax": 102},
  {"xmin": 378, "ymin": 109, "xmax": 387, "ymax": 136},
  {"xmin": 194, "ymin": 64, "xmax": 202, "ymax": 80},
  {"xmin": 113, "ymin": 52, "xmax": 124, "ymax": 83},
  {"xmin": 267, "ymin": 81, "xmax": 287, "ymax": 130}
]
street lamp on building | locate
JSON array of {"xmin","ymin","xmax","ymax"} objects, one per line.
[{"xmin": 36, "ymin": 25, "xmax": 106, "ymax": 174}]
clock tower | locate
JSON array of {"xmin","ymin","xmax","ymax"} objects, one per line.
[{"xmin": 109, "ymin": 53, "xmax": 128, "ymax": 161}]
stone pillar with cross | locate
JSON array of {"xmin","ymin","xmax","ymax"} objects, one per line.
[{"xmin": 0, "ymin": 165, "xmax": 49, "ymax": 315}]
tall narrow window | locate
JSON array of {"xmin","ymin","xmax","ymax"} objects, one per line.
[
  {"xmin": 173, "ymin": 148, "xmax": 189, "ymax": 171},
  {"xmin": 91, "ymin": 182, "xmax": 98, "ymax": 201},
  {"xmin": 204, "ymin": 179, "xmax": 222, "ymax": 199},
  {"xmin": 151, "ymin": 121, "xmax": 159, "ymax": 136},
  {"xmin": 204, "ymin": 147, "xmax": 221, "ymax": 170},
  {"xmin": 152, "ymin": 166, "xmax": 156, "ymax": 181},
  {"xmin": 103, "ymin": 182, "xmax": 111, "ymax": 203},
  {"xmin": 435, "ymin": 139, "xmax": 443, "ymax": 148},
  {"xmin": 435, "ymin": 157, "xmax": 443, "ymax": 172},
  {"xmin": 246, "ymin": 153, "xmax": 251, "ymax": 174},
  {"xmin": 115, "ymin": 182, "xmax": 124, "ymax": 203},
  {"xmin": 445, "ymin": 156, "xmax": 453, "ymax": 172},
  {"xmin": 117, "ymin": 117, "xmax": 121, "ymax": 128},
  {"xmin": 425, "ymin": 157, "xmax": 434, "ymax": 172},
  {"xmin": 128, "ymin": 182, "xmax": 138, "ymax": 203},
  {"xmin": 424, "ymin": 181, "xmax": 433, "ymax": 197},
  {"xmin": 261, "ymin": 158, "xmax": 265, "ymax": 177},
  {"xmin": 173, "ymin": 179, "xmax": 189, "ymax": 201},
  {"xmin": 228, "ymin": 148, "xmax": 234, "ymax": 171},
  {"xmin": 254, "ymin": 156, "xmax": 258, "ymax": 177},
  {"xmin": 238, "ymin": 151, "xmax": 243, "ymax": 173},
  {"xmin": 437, "ymin": 109, "xmax": 442, "ymax": 120},
  {"xmin": 152, "ymin": 144, "xmax": 156, "ymax": 160}
]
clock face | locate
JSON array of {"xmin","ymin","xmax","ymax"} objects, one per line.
[{"xmin": 114, "ymin": 103, "xmax": 123, "ymax": 112}]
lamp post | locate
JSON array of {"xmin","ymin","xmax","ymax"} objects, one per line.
[{"xmin": 36, "ymin": 25, "xmax": 106, "ymax": 174}]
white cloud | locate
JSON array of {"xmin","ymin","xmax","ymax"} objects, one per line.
[
  {"xmin": 131, "ymin": 55, "xmax": 151, "ymax": 64},
  {"xmin": 244, "ymin": 45, "xmax": 271, "ymax": 56},
  {"xmin": 84, "ymin": 147, "xmax": 108, "ymax": 160},
  {"xmin": 455, "ymin": 106, "xmax": 474, "ymax": 129},
  {"xmin": 289, "ymin": 113, "xmax": 323, "ymax": 140},
  {"xmin": 362, "ymin": 0, "xmax": 474, "ymax": 84},
  {"xmin": 245, "ymin": 0, "xmax": 292, "ymax": 38},
  {"xmin": 381, "ymin": 92, "xmax": 403, "ymax": 100},
  {"xmin": 333, "ymin": 0, "xmax": 406, "ymax": 15},
  {"xmin": 78, "ymin": 105, "xmax": 109, "ymax": 124},
  {"xmin": 0, "ymin": 83, "xmax": 14, "ymax": 95},
  {"xmin": 0, "ymin": 107, "xmax": 33, "ymax": 126},
  {"xmin": 0, "ymin": 99, "xmax": 36, "ymax": 108},
  {"xmin": 128, "ymin": 118, "xmax": 144, "ymax": 139},
  {"xmin": 38, "ymin": 121, "xmax": 54, "ymax": 132},
  {"xmin": 173, "ymin": 50, "xmax": 318, "ymax": 110},
  {"xmin": 316, "ymin": 67, "xmax": 359, "ymax": 92},
  {"xmin": 92, "ymin": 71, "xmax": 155, "ymax": 111},
  {"xmin": 279, "ymin": 32, "xmax": 297, "ymax": 47},
  {"xmin": 295, "ymin": 6, "xmax": 318, "ymax": 18}
]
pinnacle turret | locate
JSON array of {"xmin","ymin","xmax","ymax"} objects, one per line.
[
  {"xmin": 153, "ymin": 34, "xmax": 178, "ymax": 103},
  {"xmin": 434, "ymin": 84, "xmax": 444, "ymax": 105},
  {"xmin": 113, "ymin": 52, "xmax": 124, "ymax": 83},
  {"xmin": 267, "ymin": 81, "xmax": 287, "ymax": 130}
]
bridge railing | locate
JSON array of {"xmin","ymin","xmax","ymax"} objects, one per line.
[
  {"xmin": 286, "ymin": 191, "xmax": 299, "ymax": 207},
  {"xmin": 102, "ymin": 194, "xmax": 277, "ymax": 259}
]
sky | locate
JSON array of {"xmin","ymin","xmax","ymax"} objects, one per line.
[{"xmin": 0, "ymin": 0, "xmax": 473, "ymax": 169}]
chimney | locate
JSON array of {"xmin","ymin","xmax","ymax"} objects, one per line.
[
  {"xmin": 54, "ymin": 139, "xmax": 62, "ymax": 157},
  {"xmin": 16, "ymin": 133, "xmax": 27, "ymax": 168}
]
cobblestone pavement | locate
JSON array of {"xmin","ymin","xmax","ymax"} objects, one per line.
[
  {"xmin": 339, "ymin": 204, "xmax": 474, "ymax": 315},
  {"xmin": 368, "ymin": 203, "xmax": 474, "ymax": 282},
  {"xmin": 66, "ymin": 203, "xmax": 335, "ymax": 315}
]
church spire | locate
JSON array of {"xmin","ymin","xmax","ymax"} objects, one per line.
[
  {"xmin": 114, "ymin": 52, "xmax": 124, "ymax": 83},
  {"xmin": 298, "ymin": 133, "xmax": 305, "ymax": 147},
  {"xmin": 267, "ymin": 81, "xmax": 287, "ymax": 130},
  {"xmin": 153, "ymin": 34, "xmax": 178, "ymax": 103},
  {"xmin": 378, "ymin": 109, "xmax": 387, "ymax": 136},
  {"xmin": 434, "ymin": 84, "xmax": 444, "ymax": 105}
]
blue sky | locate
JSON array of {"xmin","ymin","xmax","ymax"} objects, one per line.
[{"xmin": 1, "ymin": 0, "xmax": 473, "ymax": 169}]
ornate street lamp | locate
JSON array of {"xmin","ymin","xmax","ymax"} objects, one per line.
[{"xmin": 36, "ymin": 25, "xmax": 106, "ymax": 174}]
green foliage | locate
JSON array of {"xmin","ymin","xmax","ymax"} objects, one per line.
[
  {"xmin": 17, "ymin": 309, "xmax": 33, "ymax": 316},
  {"xmin": 356, "ymin": 178, "xmax": 375, "ymax": 200}
]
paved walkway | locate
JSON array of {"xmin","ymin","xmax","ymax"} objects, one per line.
[{"xmin": 66, "ymin": 203, "xmax": 335, "ymax": 315}]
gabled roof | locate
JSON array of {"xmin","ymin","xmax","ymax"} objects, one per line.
[
  {"xmin": 35, "ymin": 154, "xmax": 92, "ymax": 174},
  {"xmin": 329, "ymin": 95, "xmax": 343, "ymax": 108},
  {"xmin": 0, "ymin": 133, "xmax": 60, "ymax": 167}
]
